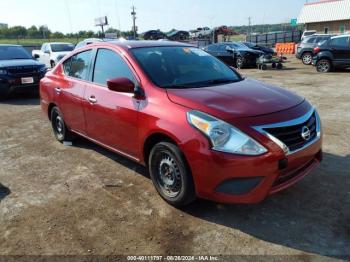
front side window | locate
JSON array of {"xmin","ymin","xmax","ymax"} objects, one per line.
[
  {"xmin": 69, "ymin": 50, "xmax": 92, "ymax": 80},
  {"xmin": 131, "ymin": 46, "xmax": 241, "ymax": 88},
  {"xmin": 93, "ymin": 49, "xmax": 135, "ymax": 86},
  {"xmin": 331, "ymin": 37, "xmax": 350, "ymax": 48},
  {"xmin": 62, "ymin": 58, "xmax": 72, "ymax": 75}
]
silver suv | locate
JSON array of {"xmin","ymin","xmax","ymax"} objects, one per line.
[{"xmin": 296, "ymin": 34, "xmax": 333, "ymax": 65}]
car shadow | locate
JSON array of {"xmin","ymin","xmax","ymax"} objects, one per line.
[
  {"xmin": 0, "ymin": 184, "xmax": 11, "ymax": 202},
  {"xmin": 71, "ymin": 137, "xmax": 350, "ymax": 259},
  {"xmin": 0, "ymin": 93, "xmax": 40, "ymax": 106}
]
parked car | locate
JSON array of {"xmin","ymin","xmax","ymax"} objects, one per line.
[
  {"xmin": 166, "ymin": 30, "xmax": 189, "ymax": 41},
  {"xmin": 296, "ymin": 34, "xmax": 333, "ymax": 65},
  {"xmin": 0, "ymin": 45, "xmax": 46, "ymax": 99},
  {"xmin": 75, "ymin": 38, "xmax": 115, "ymax": 50},
  {"xmin": 203, "ymin": 42, "xmax": 264, "ymax": 68},
  {"xmin": 301, "ymin": 30, "xmax": 317, "ymax": 41},
  {"xmin": 191, "ymin": 27, "xmax": 212, "ymax": 39},
  {"xmin": 40, "ymin": 41, "xmax": 323, "ymax": 207},
  {"xmin": 142, "ymin": 30, "xmax": 167, "ymax": 40},
  {"xmin": 32, "ymin": 42, "xmax": 74, "ymax": 68},
  {"xmin": 241, "ymin": 42, "xmax": 275, "ymax": 55},
  {"xmin": 313, "ymin": 35, "xmax": 350, "ymax": 72}
]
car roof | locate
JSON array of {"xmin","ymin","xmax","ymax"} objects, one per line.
[
  {"xmin": 88, "ymin": 40, "xmax": 193, "ymax": 50},
  {"xmin": 331, "ymin": 34, "xmax": 350, "ymax": 39}
]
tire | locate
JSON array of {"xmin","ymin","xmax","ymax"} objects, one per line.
[
  {"xmin": 316, "ymin": 59, "xmax": 332, "ymax": 73},
  {"xmin": 301, "ymin": 52, "xmax": 313, "ymax": 65},
  {"xmin": 236, "ymin": 56, "xmax": 244, "ymax": 69},
  {"xmin": 272, "ymin": 62, "xmax": 277, "ymax": 69},
  {"xmin": 277, "ymin": 63, "xmax": 283, "ymax": 70},
  {"xmin": 50, "ymin": 61, "xmax": 56, "ymax": 68},
  {"xmin": 261, "ymin": 64, "xmax": 267, "ymax": 70},
  {"xmin": 198, "ymin": 34, "xmax": 203, "ymax": 39},
  {"xmin": 149, "ymin": 142, "xmax": 196, "ymax": 207},
  {"xmin": 50, "ymin": 106, "xmax": 74, "ymax": 143}
]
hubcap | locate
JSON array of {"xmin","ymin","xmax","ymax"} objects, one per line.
[
  {"xmin": 157, "ymin": 154, "xmax": 181, "ymax": 198},
  {"xmin": 303, "ymin": 54, "xmax": 312, "ymax": 64},
  {"xmin": 318, "ymin": 61, "xmax": 329, "ymax": 72}
]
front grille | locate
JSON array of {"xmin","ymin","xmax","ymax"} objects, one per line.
[
  {"xmin": 7, "ymin": 66, "xmax": 38, "ymax": 75},
  {"xmin": 264, "ymin": 112, "xmax": 317, "ymax": 152}
]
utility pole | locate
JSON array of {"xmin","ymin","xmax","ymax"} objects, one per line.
[
  {"xmin": 131, "ymin": 5, "xmax": 137, "ymax": 39},
  {"xmin": 248, "ymin": 17, "xmax": 252, "ymax": 41}
]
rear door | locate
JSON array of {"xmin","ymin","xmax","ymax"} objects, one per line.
[
  {"xmin": 57, "ymin": 50, "xmax": 93, "ymax": 134},
  {"xmin": 83, "ymin": 48, "xmax": 140, "ymax": 158},
  {"xmin": 329, "ymin": 37, "xmax": 350, "ymax": 65}
]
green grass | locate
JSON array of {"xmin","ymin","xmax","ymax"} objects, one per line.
[{"xmin": 0, "ymin": 38, "xmax": 84, "ymax": 46}]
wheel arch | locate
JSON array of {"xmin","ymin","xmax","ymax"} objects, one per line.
[
  {"xmin": 47, "ymin": 103, "xmax": 57, "ymax": 120},
  {"xmin": 143, "ymin": 132, "xmax": 180, "ymax": 166}
]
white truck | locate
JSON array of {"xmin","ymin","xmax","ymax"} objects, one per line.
[
  {"xmin": 32, "ymin": 42, "xmax": 74, "ymax": 68},
  {"xmin": 191, "ymin": 27, "xmax": 213, "ymax": 39}
]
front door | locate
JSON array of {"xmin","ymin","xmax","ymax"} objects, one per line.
[
  {"xmin": 83, "ymin": 48, "xmax": 140, "ymax": 158},
  {"xmin": 329, "ymin": 36, "xmax": 350, "ymax": 65}
]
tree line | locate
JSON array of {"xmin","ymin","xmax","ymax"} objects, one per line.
[{"xmin": 0, "ymin": 25, "xmax": 136, "ymax": 39}]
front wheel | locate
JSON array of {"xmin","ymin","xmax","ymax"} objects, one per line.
[
  {"xmin": 236, "ymin": 56, "xmax": 245, "ymax": 69},
  {"xmin": 149, "ymin": 142, "xmax": 196, "ymax": 207},
  {"xmin": 50, "ymin": 61, "xmax": 56, "ymax": 68},
  {"xmin": 50, "ymin": 106, "xmax": 74, "ymax": 143},
  {"xmin": 316, "ymin": 59, "xmax": 332, "ymax": 73}
]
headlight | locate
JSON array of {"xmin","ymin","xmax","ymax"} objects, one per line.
[
  {"xmin": 187, "ymin": 110, "xmax": 267, "ymax": 156},
  {"xmin": 38, "ymin": 65, "xmax": 47, "ymax": 72},
  {"xmin": 0, "ymin": 69, "xmax": 7, "ymax": 75}
]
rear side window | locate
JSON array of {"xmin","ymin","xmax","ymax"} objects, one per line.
[
  {"xmin": 304, "ymin": 37, "xmax": 316, "ymax": 44},
  {"xmin": 331, "ymin": 37, "xmax": 350, "ymax": 48},
  {"xmin": 93, "ymin": 49, "xmax": 135, "ymax": 86},
  {"xmin": 69, "ymin": 50, "xmax": 92, "ymax": 80}
]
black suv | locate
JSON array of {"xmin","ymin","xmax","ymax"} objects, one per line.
[
  {"xmin": 0, "ymin": 45, "xmax": 46, "ymax": 99},
  {"xmin": 313, "ymin": 35, "xmax": 350, "ymax": 72},
  {"xmin": 296, "ymin": 34, "xmax": 332, "ymax": 65}
]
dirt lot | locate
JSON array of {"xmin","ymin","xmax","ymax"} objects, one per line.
[{"xmin": 0, "ymin": 57, "xmax": 349, "ymax": 261}]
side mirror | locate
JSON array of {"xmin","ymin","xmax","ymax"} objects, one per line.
[
  {"xmin": 107, "ymin": 77, "xmax": 135, "ymax": 93},
  {"xmin": 33, "ymin": 54, "xmax": 40, "ymax": 59},
  {"xmin": 226, "ymin": 46, "xmax": 235, "ymax": 53}
]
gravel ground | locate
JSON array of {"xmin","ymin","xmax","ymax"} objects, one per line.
[{"xmin": 0, "ymin": 56, "xmax": 349, "ymax": 261}]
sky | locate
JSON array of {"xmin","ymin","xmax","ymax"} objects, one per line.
[{"xmin": 0, "ymin": 0, "xmax": 311, "ymax": 33}]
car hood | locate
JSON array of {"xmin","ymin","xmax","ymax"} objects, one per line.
[
  {"xmin": 0, "ymin": 59, "xmax": 43, "ymax": 68},
  {"xmin": 166, "ymin": 78, "xmax": 305, "ymax": 119}
]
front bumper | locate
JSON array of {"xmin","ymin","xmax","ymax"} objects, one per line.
[
  {"xmin": 182, "ymin": 104, "xmax": 323, "ymax": 204},
  {"xmin": 0, "ymin": 74, "xmax": 44, "ymax": 95}
]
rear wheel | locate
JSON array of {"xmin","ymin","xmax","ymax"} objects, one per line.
[
  {"xmin": 301, "ymin": 52, "xmax": 313, "ymax": 65},
  {"xmin": 50, "ymin": 61, "xmax": 56, "ymax": 68},
  {"xmin": 316, "ymin": 59, "xmax": 332, "ymax": 73},
  {"xmin": 50, "ymin": 106, "xmax": 74, "ymax": 143},
  {"xmin": 0, "ymin": 89, "xmax": 10, "ymax": 101},
  {"xmin": 149, "ymin": 142, "xmax": 196, "ymax": 207}
]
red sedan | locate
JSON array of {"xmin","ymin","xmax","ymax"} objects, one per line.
[{"xmin": 40, "ymin": 41, "xmax": 323, "ymax": 207}]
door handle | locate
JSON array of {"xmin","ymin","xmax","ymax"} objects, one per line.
[
  {"xmin": 54, "ymin": 87, "xmax": 61, "ymax": 94},
  {"xmin": 88, "ymin": 96, "xmax": 97, "ymax": 104}
]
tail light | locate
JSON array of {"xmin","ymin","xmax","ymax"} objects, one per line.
[{"xmin": 314, "ymin": 47, "xmax": 321, "ymax": 54}]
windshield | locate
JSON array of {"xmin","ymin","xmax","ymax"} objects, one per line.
[
  {"xmin": 51, "ymin": 44, "xmax": 74, "ymax": 52},
  {"xmin": 131, "ymin": 46, "xmax": 241, "ymax": 88},
  {"xmin": 0, "ymin": 46, "xmax": 32, "ymax": 60}
]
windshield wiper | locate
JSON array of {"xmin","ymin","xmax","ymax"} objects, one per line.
[{"xmin": 196, "ymin": 78, "xmax": 240, "ymax": 86}]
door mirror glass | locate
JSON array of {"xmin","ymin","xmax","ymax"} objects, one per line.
[
  {"xmin": 226, "ymin": 46, "xmax": 235, "ymax": 53},
  {"xmin": 107, "ymin": 77, "xmax": 135, "ymax": 93}
]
